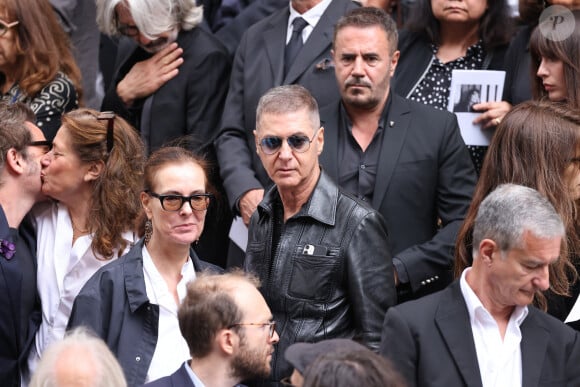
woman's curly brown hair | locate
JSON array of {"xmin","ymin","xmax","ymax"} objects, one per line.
[{"xmin": 62, "ymin": 109, "xmax": 145, "ymax": 259}]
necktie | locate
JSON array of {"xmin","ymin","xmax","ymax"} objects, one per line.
[{"xmin": 284, "ymin": 17, "xmax": 308, "ymax": 76}]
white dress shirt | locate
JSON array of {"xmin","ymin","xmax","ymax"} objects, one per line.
[
  {"xmin": 287, "ymin": 0, "xmax": 332, "ymax": 44},
  {"xmin": 29, "ymin": 201, "xmax": 135, "ymax": 372},
  {"xmin": 460, "ymin": 268, "xmax": 528, "ymax": 387},
  {"xmin": 142, "ymin": 245, "xmax": 196, "ymax": 383}
]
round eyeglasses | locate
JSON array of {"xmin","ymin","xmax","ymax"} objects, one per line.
[
  {"xmin": 258, "ymin": 128, "xmax": 321, "ymax": 155},
  {"xmin": 228, "ymin": 321, "xmax": 277, "ymax": 339},
  {"xmin": 146, "ymin": 191, "xmax": 212, "ymax": 212}
]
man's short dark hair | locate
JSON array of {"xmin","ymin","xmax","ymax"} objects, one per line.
[
  {"xmin": 0, "ymin": 101, "xmax": 36, "ymax": 169},
  {"xmin": 333, "ymin": 7, "xmax": 398, "ymax": 54}
]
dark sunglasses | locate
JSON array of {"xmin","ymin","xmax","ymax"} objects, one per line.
[
  {"xmin": 258, "ymin": 128, "xmax": 321, "ymax": 155},
  {"xmin": 96, "ymin": 111, "xmax": 115, "ymax": 154},
  {"xmin": 146, "ymin": 191, "xmax": 212, "ymax": 212}
]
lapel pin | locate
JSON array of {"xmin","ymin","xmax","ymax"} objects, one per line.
[{"xmin": 389, "ymin": 121, "xmax": 395, "ymax": 127}]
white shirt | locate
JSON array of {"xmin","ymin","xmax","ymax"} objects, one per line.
[
  {"xmin": 460, "ymin": 268, "xmax": 528, "ymax": 387},
  {"xmin": 287, "ymin": 0, "xmax": 332, "ymax": 44},
  {"xmin": 142, "ymin": 245, "xmax": 196, "ymax": 383},
  {"xmin": 29, "ymin": 201, "xmax": 135, "ymax": 372}
]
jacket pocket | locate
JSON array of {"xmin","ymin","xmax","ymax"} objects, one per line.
[{"xmin": 287, "ymin": 250, "xmax": 339, "ymax": 302}]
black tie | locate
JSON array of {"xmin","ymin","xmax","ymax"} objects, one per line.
[{"xmin": 284, "ymin": 17, "xmax": 308, "ymax": 75}]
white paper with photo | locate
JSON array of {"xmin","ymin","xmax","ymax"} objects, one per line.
[{"xmin": 448, "ymin": 70, "xmax": 506, "ymax": 146}]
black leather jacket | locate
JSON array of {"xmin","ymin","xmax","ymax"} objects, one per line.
[{"xmin": 245, "ymin": 171, "xmax": 397, "ymax": 384}]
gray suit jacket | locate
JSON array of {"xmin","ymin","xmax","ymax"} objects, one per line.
[
  {"xmin": 380, "ymin": 281, "xmax": 580, "ymax": 387},
  {"xmin": 214, "ymin": 0, "xmax": 358, "ymax": 209},
  {"xmin": 319, "ymin": 96, "xmax": 476, "ymax": 297}
]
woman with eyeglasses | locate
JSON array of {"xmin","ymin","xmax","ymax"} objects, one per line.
[
  {"xmin": 0, "ymin": 0, "xmax": 82, "ymax": 141},
  {"xmin": 454, "ymin": 100, "xmax": 580, "ymax": 326},
  {"xmin": 68, "ymin": 146, "xmax": 221, "ymax": 386},
  {"xmin": 27, "ymin": 108, "xmax": 145, "ymax": 374}
]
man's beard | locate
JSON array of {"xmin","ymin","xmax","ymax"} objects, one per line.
[{"xmin": 230, "ymin": 333, "xmax": 272, "ymax": 381}]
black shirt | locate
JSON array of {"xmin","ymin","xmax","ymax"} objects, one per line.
[{"xmin": 337, "ymin": 95, "xmax": 392, "ymax": 203}]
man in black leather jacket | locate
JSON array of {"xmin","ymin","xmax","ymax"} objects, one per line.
[{"xmin": 244, "ymin": 85, "xmax": 396, "ymax": 386}]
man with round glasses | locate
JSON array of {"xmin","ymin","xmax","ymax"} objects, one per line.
[
  {"xmin": 245, "ymin": 84, "xmax": 396, "ymax": 386},
  {"xmin": 144, "ymin": 271, "xmax": 279, "ymax": 387}
]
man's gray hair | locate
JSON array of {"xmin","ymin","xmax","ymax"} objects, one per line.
[
  {"xmin": 472, "ymin": 184, "xmax": 565, "ymax": 256},
  {"xmin": 29, "ymin": 327, "xmax": 127, "ymax": 387},
  {"xmin": 97, "ymin": 0, "xmax": 203, "ymax": 38},
  {"xmin": 256, "ymin": 85, "xmax": 320, "ymax": 131}
]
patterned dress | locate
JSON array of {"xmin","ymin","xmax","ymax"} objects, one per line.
[
  {"xmin": 1, "ymin": 72, "xmax": 79, "ymax": 140},
  {"xmin": 409, "ymin": 41, "xmax": 487, "ymax": 175}
]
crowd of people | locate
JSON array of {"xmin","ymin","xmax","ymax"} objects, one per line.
[{"xmin": 1, "ymin": 0, "xmax": 580, "ymax": 386}]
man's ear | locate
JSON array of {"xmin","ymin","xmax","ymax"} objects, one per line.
[
  {"xmin": 5, "ymin": 148, "xmax": 25, "ymax": 176},
  {"xmin": 317, "ymin": 126, "xmax": 324, "ymax": 155},
  {"xmin": 83, "ymin": 160, "xmax": 105, "ymax": 182},
  {"xmin": 479, "ymin": 239, "xmax": 497, "ymax": 266},
  {"xmin": 216, "ymin": 329, "xmax": 238, "ymax": 356},
  {"xmin": 254, "ymin": 129, "xmax": 260, "ymax": 155}
]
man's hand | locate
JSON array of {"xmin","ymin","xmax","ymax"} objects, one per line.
[
  {"xmin": 116, "ymin": 42, "xmax": 184, "ymax": 106},
  {"xmin": 240, "ymin": 189, "xmax": 264, "ymax": 226},
  {"xmin": 472, "ymin": 101, "xmax": 512, "ymax": 129}
]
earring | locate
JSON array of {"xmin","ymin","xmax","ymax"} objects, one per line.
[{"xmin": 144, "ymin": 219, "xmax": 153, "ymax": 245}]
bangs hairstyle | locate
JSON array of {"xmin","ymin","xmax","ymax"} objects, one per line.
[
  {"xmin": 1, "ymin": 0, "xmax": 83, "ymax": 103},
  {"xmin": 62, "ymin": 109, "xmax": 145, "ymax": 259},
  {"xmin": 530, "ymin": 10, "xmax": 580, "ymax": 108}
]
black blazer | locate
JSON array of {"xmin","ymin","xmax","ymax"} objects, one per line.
[
  {"xmin": 215, "ymin": 0, "xmax": 358, "ymax": 209},
  {"xmin": 319, "ymin": 95, "xmax": 476, "ymax": 298},
  {"xmin": 102, "ymin": 27, "xmax": 231, "ymax": 154},
  {"xmin": 380, "ymin": 281, "xmax": 580, "ymax": 387},
  {"xmin": 0, "ymin": 207, "xmax": 40, "ymax": 387},
  {"xmin": 144, "ymin": 362, "xmax": 195, "ymax": 387}
]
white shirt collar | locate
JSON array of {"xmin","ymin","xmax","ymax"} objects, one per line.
[
  {"xmin": 459, "ymin": 268, "xmax": 528, "ymax": 328},
  {"xmin": 287, "ymin": 0, "xmax": 332, "ymax": 43}
]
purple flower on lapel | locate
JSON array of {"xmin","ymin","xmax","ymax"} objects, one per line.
[{"xmin": 0, "ymin": 239, "xmax": 15, "ymax": 260}]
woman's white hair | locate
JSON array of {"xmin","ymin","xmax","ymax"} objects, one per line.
[
  {"xmin": 96, "ymin": 0, "xmax": 203, "ymax": 38},
  {"xmin": 29, "ymin": 327, "xmax": 127, "ymax": 387}
]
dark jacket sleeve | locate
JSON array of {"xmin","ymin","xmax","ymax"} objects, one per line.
[
  {"xmin": 395, "ymin": 112, "xmax": 475, "ymax": 294},
  {"xmin": 214, "ymin": 31, "xmax": 264, "ymax": 210},
  {"xmin": 380, "ymin": 307, "xmax": 418, "ymax": 387},
  {"xmin": 347, "ymin": 210, "xmax": 396, "ymax": 350}
]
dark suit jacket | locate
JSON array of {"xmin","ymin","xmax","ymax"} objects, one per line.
[
  {"xmin": 102, "ymin": 27, "xmax": 230, "ymax": 154},
  {"xmin": 0, "ymin": 207, "xmax": 40, "ymax": 387},
  {"xmin": 380, "ymin": 281, "xmax": 580, "ymax": 387},
  {"xmin": 144, "ymin": 362, "xmax": 195, "ymax": 387},
  {"xmin": 214, "ymin": 0, "xmax": 287, "ymax": 57},
  {"xmin": 215, "ymin": 0, "xmax": 358, "ymax": 210},
  {"xmin": 319, "ymin": 95, "xmax": 476, "ymax": 297}
]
